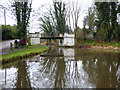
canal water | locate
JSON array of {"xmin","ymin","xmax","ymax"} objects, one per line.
[{"xmin": 0, "ymin": 47, "xmax": 120, "ymax": 88}]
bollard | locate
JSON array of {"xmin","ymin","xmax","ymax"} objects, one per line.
[{"xmin": 10, "ymin": 43, "xmax": 12, "ymax": 50}]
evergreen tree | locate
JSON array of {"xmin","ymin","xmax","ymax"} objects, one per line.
[
  {"xmin": 95, "ymin": 2, "xmax": 111, "ymax": 42},
  {"xmin": 108, "ymin": 2, "xmax": 118, "ymax": 41},
  {"xmin": 117, "ymin": 3, "xmax": 120, "ymax": 40}
]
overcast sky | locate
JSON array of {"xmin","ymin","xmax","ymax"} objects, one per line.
[{"xmin": 0, "ymin": 0, "xmax": 94, "ymax": 33}]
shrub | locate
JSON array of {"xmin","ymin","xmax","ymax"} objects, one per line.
[{"xmin": 1, "ymin": 25, "xmax": 18, "ymax": 40}]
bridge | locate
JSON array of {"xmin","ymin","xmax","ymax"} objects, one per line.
[
  {"xmin": 40, "ymin": 37, "xmax": 63, "ymax": 39},
  {"xmin": 28, "ymin": 32, "xmax": 75, "ymax": 46}
]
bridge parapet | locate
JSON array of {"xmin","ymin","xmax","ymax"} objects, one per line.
[
  {"xmin": 64, "ymin": 33, "xmax": 75, "ymax": 38},
  {"xmin": 59, "ymin": 33, "xmax": 75, "ymax": 46},
  {"xmin": 28, "ymin": 32, "xmax": 40, "ymax": 38},
  {"xmin": 28, "ymin": 32, "xmax": 40, "ymax": 45}
]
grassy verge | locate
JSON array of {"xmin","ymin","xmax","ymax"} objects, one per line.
[
  {"xmin": 1, "ymin": 45, "xmax": 48, "ymax": 64},
  {"xmin": 76, "ymin": 40, "xmax": 120, "ymax": 47}
]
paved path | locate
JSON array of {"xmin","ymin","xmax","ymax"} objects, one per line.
[
  {"xmin": 0, "ymin": 39, "xmax": 19, "ymax": 50},
  {"xmin": 0, "ymin": 39, "xmax": 20, "ymax": 55}
]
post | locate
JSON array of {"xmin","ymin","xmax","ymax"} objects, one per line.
[
  {"xmin": 10, "ymin": 43, "xmax": 12, "ymax": 50},
  {"xmin": 5, "ymin": 69, "xmax": 6, "ymax": 85}
]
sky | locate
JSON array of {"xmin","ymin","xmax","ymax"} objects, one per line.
[{"xmin": 0, "ymin": 0, "xmax": 94, "ymax": 33}]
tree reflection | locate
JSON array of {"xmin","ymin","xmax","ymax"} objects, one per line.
[
  {"xmin": 75, "ymin": 49, "xmax": 118, "ymax": 88},
  {"xmin": 15, "ymin": 61, "xmax": 31, "ymax": 88},
  {"xmin": 39, "ymin": 47, "xmax": 91, "ymax": 88},
  {"xmin": 54, "ymin": 58, "xmax": 66, "ymax": 88},
  {"xmin": 39, "ymin": 47, "xmax": 66, "ymax": 88}
]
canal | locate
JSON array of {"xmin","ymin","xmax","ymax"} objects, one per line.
[{"xmin": 1, "ymin": 47, "xmax": 120, "ymax": 88}]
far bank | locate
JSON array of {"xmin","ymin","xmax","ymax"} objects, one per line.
[{"xmin": 75, "ymin": 40, "xmax": 120, "ymax": 53}]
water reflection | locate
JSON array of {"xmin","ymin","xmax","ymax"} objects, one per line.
[
  {"xmin": 1, "ymin": 47, "xmax": 120, "ymax": 88},
  {"xmin": 116, "ymin": 65, "xmax": 120, "ymax": 83},
  {"xmin": 116, "ymin": 55, "xmax": 120, "ymax": 84},
  {"xmin": 1, "ymin": 60, "xmax": 31, "ymax": 88},
  {"xmin": 15, "ymin": 61, "xmax": 31, "ymax": 88},
  {"xmin": 76, "ymin": 50, "xmax": 119, "ymax": 88}
]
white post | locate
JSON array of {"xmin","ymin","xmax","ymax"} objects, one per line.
[
  {"xmin": 29, "ymin": 32, "xmax": 40, "ymax": 45},
  {"xmin": 63, "ymin": 33, "xmax": 75, "ymax": 46},
  {"xmin": 59, "ymin": 34, "xmax": 63, "ymax": 46}
]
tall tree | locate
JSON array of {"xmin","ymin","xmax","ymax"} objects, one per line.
[
  {"xmin": 53, "ymin": 1, "xmax": 66, "ymax": 34},
  {"xmin": 95, "ymin": 2, "xmax": 119, "ymax": 42},
  {"xmin": 39, "ymin": 15, "xmax": 53, "ymax": 36},
  {"xmin": 86, "ymin": 6, "xmax": 96, "ymax": 34},
  {"xmin": 13, "ymin": 0, "xmax": 32, "ymax": 41},
  {"xmin": 108, "ymin": 2, "xmax": 118, "ymax": 41},
  {"xmin": 95, "ymin": 2, "xmax": 110, "ymax": 42},
  {"xmin": 82, "ymin": 16, "xmax": 88, "ymax": 40},
  {"xmin": 117, "ymin": 3, "xmax": 120, "ymax": 40},
  {"xmin": 66, "ymin": 0, "xmax": 83, "ymax": 32}
]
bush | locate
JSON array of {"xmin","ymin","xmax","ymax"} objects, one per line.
[
  {"xmin": 1, "ymin": 25, "xmax": 18, "ymax": 40},
  {"xmin": 76, "ymin": 29, "xmax": 84, "ymax": 40}
]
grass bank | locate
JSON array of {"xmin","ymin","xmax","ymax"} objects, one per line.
[
  {"xmin": 76, "ymin": 40, "xmax": 120, "ymax": 52},
  {"xmin": 1, "ymin": 45, "xmax": 48, "ymax": 64}
]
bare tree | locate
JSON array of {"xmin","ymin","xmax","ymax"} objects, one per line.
[
  {"xmin": 86, "ymin": 5, "xmax": 96, "ymax": 33},
  {"xmin": 66, "ymin": 0, "xmax": 84, "ymax": 32},
  {"xmin": 0, "ymin": 0, "xmax": 16, "ymax": 25}
]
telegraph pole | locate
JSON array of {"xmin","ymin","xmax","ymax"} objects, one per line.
[
  {"xmin": 4, "ymin": 9, "xmax": 6, "ymax": 26},
  {"xmin": 3, "ymin": 7, "xmax": 7, "ymax": 85}
]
